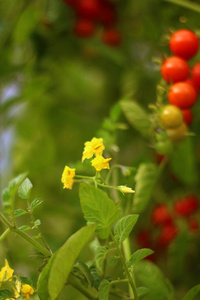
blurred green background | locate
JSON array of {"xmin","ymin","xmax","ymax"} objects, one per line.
[{"xmin": 1, "ymin": 0, "xmax": 200, "ymax": 299}]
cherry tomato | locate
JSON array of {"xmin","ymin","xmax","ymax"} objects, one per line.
[
  {"xmin": 73, "ymin": 19, "xmax": 95, "ymax": 37},
  {"xmin": 174, "ymin": 195, "xmax": 199, "ymax": 217},
  {"xmin": 185, "ymin": 78, "xmax": 199, "ymax": 94},
  {"xmin": 102, "ymin": 28, "xmax": 121, "ymax": 46},
  {"xmin": 166, "ymin": 122, "xmax": 188, "ymax": 142},
  {"xmin": 191, "ymin": 62, "xmax": 200, "ymax": 90},
  {"xmin": 188, "ymin": 218, "xmax": 199, "ymax": 233},
  {"xmin": 97, "ymin": 0, "xmax": 117, "ymax": 26},
  {"xmin": 155, "ymin": 140, "xmax": 173, "ymax": 155},
  {"xmin": 157, "ymin": 223, "xmax": 178, "ymax": 247},
  {"xmin": 181, "ymin": 109, "xmax": 192, "ymax": 126},
  {"xmin": 161, "ymin": 56, "xmax": 190, "ymax": 84},
  {"xmin": 160, "ymin": 105, "xmax": 183, "ymax": 128},
  {"xmin": 76, "ymin": 0, "xmax": 100, "ymax": 20},
  {"xmin": 168, "ymin": 82, "xmax": 197, "ymax": 109},
  {"xmin": 169, "ymin": 29, "xmax": 199, "ymax": 60},
  {"xmin": 151, "ymin": 204, "xmax": 172, "ymax": 226}
]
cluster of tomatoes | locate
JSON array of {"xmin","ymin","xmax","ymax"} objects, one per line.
[
  {"xmin": 136, "ymin": 194, "xmax": 199, "ymax": 261},
  {"xmin": 159, "ymin": 29, "xmax": 200, "ymax": 142},
  {"xmin": 62, "ymin": 0, "xmax": 121, "ymax": 46}
]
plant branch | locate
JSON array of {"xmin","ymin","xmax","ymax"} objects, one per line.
[
  {"xmin": 163, "ymin": 0, "xmax": 200, "ymax": 13},
  {"xmin": 68, "ymin": 273, "xmax": 98, "ymax": 300}
]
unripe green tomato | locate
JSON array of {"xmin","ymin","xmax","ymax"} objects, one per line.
[
  {"xmin": 160, "ymin": 105, "xmax": 183, "ymax": 129},
  {"xmin": 166, "ymin": 122, "xmax": 188, "ymax": 142},
  {"xmin": 155, "ymin": 139, "xmax": 173, "ymax": 155}
]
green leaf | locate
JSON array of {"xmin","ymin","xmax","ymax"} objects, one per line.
[
  {"xmin": 72, "ymin": 262, "xmax": 93, "ymax": 287},
  {"xmin": 95, "ymin": 246, "xmax": 108, "ymax": 274},
  {"xmin": 99, "ymin": 279, "xmax": 110, "ymax": 300},
  {"xmin": 13, "ymin": 8, "xmax": 39, "ymax": 43},
  {"xmin": 30, "ymin": 198, "xmax": 43, "ymax": 211},
  {"xmin": 133, "ymin": 163, "xmax": 158, "ymax": 213},
  {"xmin": 120, "ymin": 100, "xmax": 151, "ymax": 138},
  {"xmin": 79, "ymin": 183, "xmax": 121, "ymax": 239},
  {"xmin": 170, "ymin": 137, "xmax": 198, "ymax": 185},
  {"xmin": 127, "ymin": 248, "xmax": 154, "ymax": 267},
  {"xmin": 19, "ymin": 277, "xmax": 33, "ymax": 286},
  {"xmin": 18, "ymin": 225, "xmax": 31, "ymax": 231},
  {"xmin": 18, "ymin": 178, "xmax": 33, "ymax": 199},
  {"xmin": 114, "ymin": 214, "xmax": 139, "ymax": 244},
  {"xmin": 183, "ymin": 284, "xmax": 200, "ymax": 300},
  {"xmin": 2, "ymin": 173, "xmax": 27, "ymax": 204},
  {"xmin": 32, "ymin": 219, "xmax": 41, "ymax": 229},
  {"xmin": 0, "ymin": 289, "xmax": 12, "ymax": 299},
  {"xmin": 46, "ymin": 224, "xmax": 97, "ymax": 300},
  {"xmin": 14, "ymin": 209, "xmax": 27, "ymax": 218},
  {"xmin": 108, "ymin": 255, "xmax": 118, "ymax": 267},
  {"xmin": 136, "ymin": 286, "xmax": 149, "ymax": 297},
  {"xmin": 135, "ymin": 260, "xmax": 175, "ymax": 300},
  {"xmin": 37, "ymin": 255, "xmax": 57, "ymax": 300}
]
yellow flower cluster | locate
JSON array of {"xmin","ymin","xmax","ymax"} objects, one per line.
[
  {"xmin": 0, "ymin": 259, "xmax": 34, "ymax": 300},
  {"xmin": 61, "ymin": 137, "xmax": 112, "ymax": 189},
  {"xmin": 82, "ymin": 137, "xmax": 111, "ymax": 171}
]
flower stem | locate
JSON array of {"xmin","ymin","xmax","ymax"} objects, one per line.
[
  {"xmin": 110, "ymin": 232, "xmax": 138, "ymax": 300},
  {"xmin": 0, "ymin": 228, "xmax": 11, "ymax": 241}
]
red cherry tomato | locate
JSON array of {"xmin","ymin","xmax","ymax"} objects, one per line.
[
  {"xmin": 174, "ymin": 195, "xmax": 199, "ymax": 217},
  {"xmin": 168, "ymin": 82, "xmax": 197, "ymax": 109},
  {"xmin": 76, "ymin": 0, "xmax": 100, "ymax": 20},
  {"xmin": 151, "ymin": 204, "xmax": 172, "ymax": 226},
  {"xmin": 97, "ymin": 0, "xmax": 117, "ymax": 26},
  {"xmin": 191, "ymin": 62, "xmax": 200, "ymax": 90},
  {"xmin": 169, "ymin": 29, "xmax": 199, "ymax": 60},
  {"xmin": 185, "ymin": 78, "xmax": 199, "ymax": 94},
  {"xmin": 73, "ymin": 19, "xmax": 95, "ymax": 37},
  {"xmin": 157, "ymin": 223, "xmax": 178, "ymax": 247},
  {"xmin": 181, "ymin": 109, "xmax": 192, "ymax": 126},
  {"xmin": 102, "ymin": 28, "xmax": 121, "ymax": 46},
  {"xmin": 161, "ymin": 56, "xmax": 190, "ymax": 84}
]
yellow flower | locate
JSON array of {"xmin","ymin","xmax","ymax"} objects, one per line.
[
  {"xmin": 118, "ymin": 186, "xmax": 135, "ymax": 194},
  {"xmin": 91, "ymin": 155, "xmax": 112, "ymax": 171},
  {"xmin": 21, "ymin": 284, "xmax": 34, "ymax": 300},
  {"xmin": 61, "ymin": 166, "xmax": 76, "ymax": 189},
  {"xmin": 82, "ymin": 137, "xmax": 105, "ymax": 162},
  {"xmin": 0, "ymin": 259, "xmax": 14, "ymax": 286}
]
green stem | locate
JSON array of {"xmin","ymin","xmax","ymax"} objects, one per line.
[
  {"xmin": 13, "ymin": 228, "xmax": 51, "ymax": 257},
  {"xmin": 0, "ymin": 228, "xmax": 11, "ymax": 241},
  {"xmin": 68, "ymin": 273, "xmax": 98, "ymax": 300},
  {"xmin": 110, "ymin": 232, "xmax": 138, "ymax": 300},
  {"xmin": 163, "ymin": 0, "xmax": 200, "ymax": 13},
  {"xmin": 122, "ymin": 238, "xmax": 135, "ymax": 298},
  {"xmin": 0, "ymin": 211, "xmax": 51, "ymax": 257}
]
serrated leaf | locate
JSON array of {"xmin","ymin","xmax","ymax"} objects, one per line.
[
  {"xmin": 183, "ymin": 284, "xmax": 200, "ymax": 300},
  {"xmin": 18, "ymin": 225, "xmax": 31, "ymax": 231},
  {"xmin": 18, "ymin": 178, "xmax": 33, "ymax": 199},
  {"xmin": 133, "ymin": 163, "xmax": 158, "ymax": 213},
  {"xmin": 114, "ymin": 214, "xmax": 139, "ymax": 244},
  {"xmin": 99, "ymin": 279, "xmax": 110, "ymax": 300},
  {"xmin": 14, "ymin": 209, "xmax": 27, "ymax": 218},
  {"xmin": 79, "ymin": 183, "xmax": 121, "ymax": 239},
  {"xmin": 90, "ymin": 266, "xmax": 102, "ymax": 290},
  {"xmin": 95, "ymin": 246, "xmax": 108, "ymax": 274},
  {"xmin": 170, "ymin": 137, "xmax": 198, "ymax": 185},
  {"xmin": 30, "ymin": 198, "xmax": 43, "ymax": 211},
  {"xmin": 127, "ymin": 248, "xmax": 154, "ymax": 267},
  {"xmin": 135, "ymin": 260, "xmax": 175, "ymax": 300},
  {"xmin": 44, "ymin": 224, "xmax": 97, "ymax": 300},
  {"xmin": 120, "ymin": 100, "xmax": 151, "ymax": 138},
  {"xmin": 73, "ymin": 262, "xmax": 93, "ymax": 287}
]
